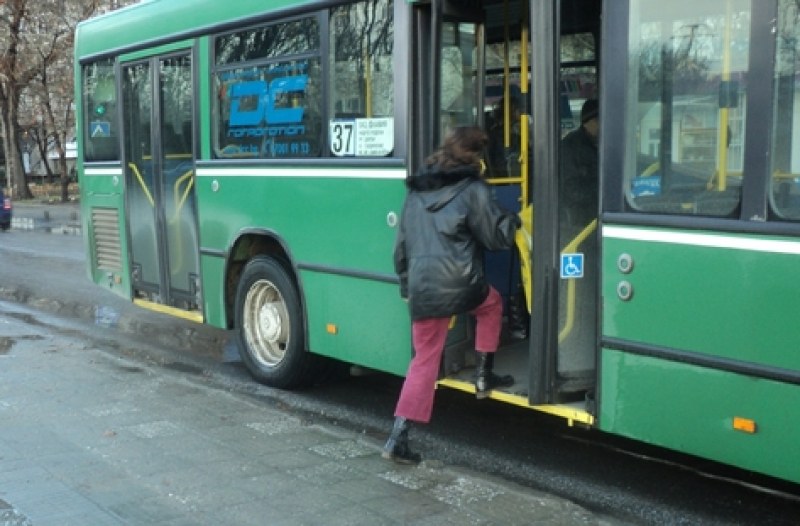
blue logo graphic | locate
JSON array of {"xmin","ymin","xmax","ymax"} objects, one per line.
[
  {"xmin": 560, "ymin": 253, "xmax": 584, "ymax": 279},
  {"xmin": 223, "ymin": 68, "xmax": 312, "ymax": 157},
  {"xmin": 229, "ymin": 76, "xmax": 307, "ymax": 127}
]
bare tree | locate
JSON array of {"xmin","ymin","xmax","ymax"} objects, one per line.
[
  {"xmin": 29, "ymin": 0, "xmax": 105, "ymax": 201},
  {"xmin": 0, "ymin": 0, "xmax": 130, "ymax": 200},
  {"xmin": 0, "ymin": 0, "xmax": 34, "ymax": 198}
]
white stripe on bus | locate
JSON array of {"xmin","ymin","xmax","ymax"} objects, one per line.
[
  {"xmin": 196, "ymin": 167, "xmax": 406, "ymax": 179},
  {"xmin": 603, "ymin": 225, "xmax": 800, "ymax": 255},
  {"xmin": 84, "ymin": 167, "xmax": 123, "ymax": 176}
]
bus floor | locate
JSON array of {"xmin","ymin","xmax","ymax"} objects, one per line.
[
  {"xmin": 440, "ymin": 333, "xmax": 595, "ymax": 408},
  {"xmin": 441, "ymin": 336, "xmax": 531, "ymax": 399}
]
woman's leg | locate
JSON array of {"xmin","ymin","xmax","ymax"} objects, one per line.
[
  {"xmin": 472, "ymin": 286, "xmax": 503, "ymax": 353},
  {"xmin": 472, "ymin": 286, "xmax": 514, "ymax": 398},
  {"xmin": 394, "ymin": 316, "xmax": 451, "ymax": 423}
]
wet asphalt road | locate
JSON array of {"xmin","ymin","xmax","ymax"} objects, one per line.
[{"xmin": 1, "ymin": 222, "xmax": 799, "ymax": 525}]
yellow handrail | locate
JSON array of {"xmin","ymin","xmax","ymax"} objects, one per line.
[
  {"xmin": 514, "ymin": 204, "xmax": 534, "ymax": 313},
  {"xmin": 558, "ymin": 219, "xmax": 597, "ymax": 343},
  {"xmin": 128, "ymin": 163, "xmax": 154, "ymax": 207},
  {"xmin": 519, "ymin": 12, "xmax": 529, "ymax": 206},
  {"xmin": 173, "ymin": 169, "xmax": 194, "ymax": 220},
  {"xmin": 169, "ymin": 169, "xmax": 195, "ymax": 271}
]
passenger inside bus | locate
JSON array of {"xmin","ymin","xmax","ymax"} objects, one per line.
[
  {"xmin": 560, "ymin": 98, "xmax": 599, "ymax": 230},
  {"xmin": 485, "ymin": 88, "xmax": 522, "ymax": 178}
]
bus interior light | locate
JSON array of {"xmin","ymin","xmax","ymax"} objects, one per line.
[{"xmin": 732, "ymin": 417, "xmax": 757, "ymax": 434}]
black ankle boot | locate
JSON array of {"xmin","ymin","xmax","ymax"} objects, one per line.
[
  {"xmin": 475, "ymin": 352, "xmax": 514, "ymax": 399},
  {"xmin": 382, "ymin": 417, "xmax": 421, "ymax": 464}
]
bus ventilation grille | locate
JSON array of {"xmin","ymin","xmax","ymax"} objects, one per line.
[{"xmin": 91, "ymin": 207, "xmax": 122, "ymax": 271}]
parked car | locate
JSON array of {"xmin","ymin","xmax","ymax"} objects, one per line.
[{"xmin": 0, "ymin": 189, "xmax": 11, "ymax": 231}]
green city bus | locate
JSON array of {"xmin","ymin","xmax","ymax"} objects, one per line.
[{"xmin": 75, "ymin": 0, "xmax": 800, "ymax": 485}]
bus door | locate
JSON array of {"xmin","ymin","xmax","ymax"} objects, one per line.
[
  {"xmin": 121, "ymin": 53, "xmax": 201, "ymax": 316},
  {"xmin": 526, "ymin": 1, "xmax": 602, "ymax": 407},
  {"xmin": 553, "ymin": 5, "xmax": 602, "ymax": 400}
]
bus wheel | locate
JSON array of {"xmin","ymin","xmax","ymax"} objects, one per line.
[{"xmin": 234, "ymin": 256, "xmax": 315, "ymax": 389}]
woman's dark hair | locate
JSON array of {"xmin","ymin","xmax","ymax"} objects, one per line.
[{"xmin": 425, "ymin": 126, "xmax": 488, "ymax": 171}]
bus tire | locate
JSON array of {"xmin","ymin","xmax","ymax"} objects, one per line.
[{"xmin": 234, "ymin": 256, "xmax": 316, "ymax": 389}]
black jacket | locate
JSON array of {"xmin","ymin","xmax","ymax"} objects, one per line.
[
  {"xmin": 394, "ymin": 162, "xmax": 520, "ymax": 320},
  {"xmin": 560, "ymin": 125, "xmax": 598, "ymax": 227}
]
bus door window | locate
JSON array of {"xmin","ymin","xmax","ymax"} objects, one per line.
[
  {"xmin": 82, "ymin": 58, "xmax": 120, "ymax": 162},
  {"xmin": 770, "ymin": 0, "xmax": 800, "ymax": 220},
  {"xmin": 556, "ymin": 23, "xmax": 599, "ymax": 391},
  {"xmin": 159, "ymin": 55, "xmax": 199, "ymax": 304},
  {"xmin": 439, "ymin": 21, "xmax": 481, "ymax": 138},
  {"xmin": 625, "ymin": 0, "xmax": 751, "ymax": 217},
  {"xmin": 122, "ymin": 62, "xmax": 159, "ymax": 292}
]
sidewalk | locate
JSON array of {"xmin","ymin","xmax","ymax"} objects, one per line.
[
  {"xmin": 9, "ymin": 199, "xmax": 81, "ymax": 235},
  {"xmin": 0, "ymin": 302, "xmax": 625, "ymax": 526}
]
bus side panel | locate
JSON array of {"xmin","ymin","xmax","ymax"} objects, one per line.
[
  {"xmin": 599, "ymin": 349, "xmax": 800, "ymax": 484},
  {"xmin": 602, "ymin": 228, "xmax": 800, "ymax": 369},
  {"xmin": 600, "ymin": 227, "xmax": 800, "ymax": 482},
  {"xmin": 302, "ymin": 272, "xmax": 411, "ymax": 376},
  {"xmin": 199, "ymin": 253, "xmax": 226, "ymax": 328},
  {"xmin": 80, "ymin": 170, "xmax": 131, "ymax": 300},
  {"xmin": 195, "ymin": 168, "xmax": 412, "ymax": 375}
]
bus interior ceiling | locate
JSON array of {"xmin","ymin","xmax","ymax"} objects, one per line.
[{"xmin": 480, "ymin": 0, "xmax": 601, "ymax": 43}]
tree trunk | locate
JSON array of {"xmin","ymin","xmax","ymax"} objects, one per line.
[
  {"xmin": 59, "ymin": 153, "xmax": 69, "ymax": 202},
  {"xmin": 1, "ymin": 92, "xmax": 32, "ymax": 200}
]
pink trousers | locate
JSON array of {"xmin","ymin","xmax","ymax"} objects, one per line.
[{"xmin": 394, "ymin": 287, "xmax": 503, "ymax": 423}]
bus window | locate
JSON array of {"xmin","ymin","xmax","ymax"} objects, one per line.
[
  {"xmin": 215, "ymin": 17, "xmax": 320, "ymax": 63},
  {"xmin": 625, "ymin": 1, "xmax": 751, "ymax": 217},
  {"xmin": 484, "ymin": 38, "xmax": 524, "ymax": 178},
  {"xmin": 329, "ymin": 0, "xmax": 395, "ymax": 157},
  {"xmin": 213, "ymin": 17, "xmax": 322, "ymax": 159},
  {"xmin": 770, "ymin": 0, "xmax": 800, "ymax": 220},
  {"xmin": 560, "ymin": 32, "xmax": 596, "ymax": 138},
  {"xmin": 83, "ymin": 58, "xmax": 120, "ymax": 162},
  {"xmin": 440, "ymin": 22, "xmax": 480, "ymax": 138}
]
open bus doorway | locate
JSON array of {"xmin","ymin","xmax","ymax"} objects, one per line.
[{"xmin": 424, "ymin": 0, "xmax": 602, "ymax": 416}]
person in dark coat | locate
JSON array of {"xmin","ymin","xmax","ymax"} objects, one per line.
[
  {"xmin": 560, "ymin": 98, "xmax": 599, "ymax": 229},
  {"xmin": 383, "ymin": 126, "xmax": 521, "ymax": 464}
]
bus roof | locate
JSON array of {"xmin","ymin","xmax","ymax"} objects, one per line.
[{"xmin": 75, "ymin": 0, "xmax": 315, "ymax": 61}]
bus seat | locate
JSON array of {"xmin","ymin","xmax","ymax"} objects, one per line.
[{"xmin": 514, "ymin": 204, "xmax": 533, "ymax": 314}]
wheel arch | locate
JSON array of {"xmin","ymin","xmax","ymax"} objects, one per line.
[{"xmin": 223, "ymin": 228, "xmax": 306, "ymax": 337}]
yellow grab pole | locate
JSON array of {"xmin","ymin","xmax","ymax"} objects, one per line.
[{"xmin": 716, "ymin": 0, "xmax": 732, "ymax": 192}]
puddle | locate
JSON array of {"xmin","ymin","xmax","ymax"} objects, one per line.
[{"xmin": 95, "ymin": 305, "xmax": 120, "ymax": 327}]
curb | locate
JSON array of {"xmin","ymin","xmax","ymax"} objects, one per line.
[{"xmin": 10, "ymin": 216, "xmax": 82, "ymax": 235}]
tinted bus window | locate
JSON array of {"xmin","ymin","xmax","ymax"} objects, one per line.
[
  {"xmin": 213, "ymin": 17, "xmax": 322, "ymax": 159},
  {"xmin": 770, "ymin": 0, "xmax": 800, "ymax": 220},
  {"xmin": 83, "ymin": 59, "xmax": 120, "ymax": 162},
  {"xmin": 440, "ymin": 22, "xmax": 480, "ymax": 138},
  {"xmin": 215, "ymin": 17, "xmax": 320, "ymax": 65},
  {"xmin": 625, "ymin": 1, "xmax": 751, "ymax": 217},
  {"xmin": 329, "ymin": 0, "xmax": 395, "ymax": 157}
]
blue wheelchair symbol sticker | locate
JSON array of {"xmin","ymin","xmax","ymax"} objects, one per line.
[{"xmin": 560, "ymin": 253, "xmax": 584, "ymax": 279}]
